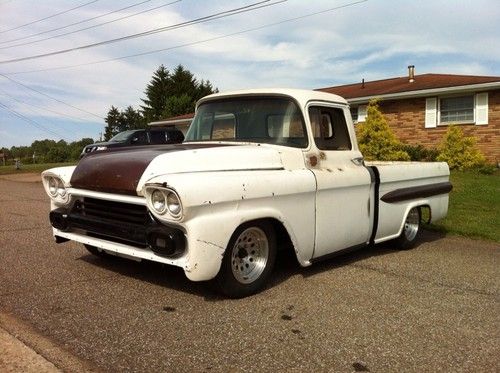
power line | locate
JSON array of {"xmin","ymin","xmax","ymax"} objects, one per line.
[
  {"xmin": 0, "ymin": 90, "xmax": 83, "ymax": 139},
  {"xmin": 3, "ymin": 0, "xmax": 368, "ymax": 76},
  {"xmin": 0, "ymin": 73, "xmax": 104, "ymax": 119},
  {"xmin": 0, "ymin": 0, "xmax": 100, "ymax": 35},
  {"xmin": 0, "ymin": 100, "xmax": 71, "ymax": 140},
  {"xmin": 0, "ymin": 88, "xmax": 96, "ymax": 123},
  {"xmin": 0, "ymin": 0, "xmax": 284, "ymax": 64},
  {"xmin": 0, "ymin": 0, "xmax": 155, "ymax": 47}
]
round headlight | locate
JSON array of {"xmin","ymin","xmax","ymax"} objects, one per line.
[
  {"xmin": 48, "ymin": 177, "xmax": 58, "ymax": 196},
  {"xmin": 166, "ymin": 191, "xmax": 181, "ymax": 216},
  {"xmin": 151, "ymin": 189, "xmax": 167, "ymax": 214}
]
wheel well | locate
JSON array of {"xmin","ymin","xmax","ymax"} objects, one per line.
[
  {"xmin": 238, "ymin": 218, "xmax": 297, "ymax": 259},
  {"xmin": 419, "ymin": 205, "xmax": 431, "ymax": 224}
]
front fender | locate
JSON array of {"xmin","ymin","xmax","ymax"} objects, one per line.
[
  {"xmin": 148, "ymin": 169, "xmax": 317, "ymax": 280},
  {"xmin": 182, "ymin": 203, "xmax": 314, "ymax": 281}
]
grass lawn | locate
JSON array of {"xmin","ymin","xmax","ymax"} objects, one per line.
[
  {"xmin": 0, "ymin": 162, "xmax": 76, "ymax": 175},
  {"xmin": 429, "ymin": 170, "xmax": 500, "ymax": 242}
]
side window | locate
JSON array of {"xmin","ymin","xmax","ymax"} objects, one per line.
[
  {"xmin": 131, "ymin": 131, "xmax": 148, "ymax": 145},
  {"xmin": 149, "ymin": 131, "xmax": 167, "ymax": 144},
  {"xmin": 266, "ymin": 113, "xmax": 305, "ymax": 146},
  {"xmin": 309, "ymin": 106, "xmax": 351, "ymax": 150}
]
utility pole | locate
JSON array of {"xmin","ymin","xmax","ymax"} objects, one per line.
[{"xmin": 99, "ymin": 132, "xmax": 103, "ymax": 142}]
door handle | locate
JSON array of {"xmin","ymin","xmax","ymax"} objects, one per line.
[{"xmin": 351, "ymin": 156, "xmax": 364, "ymax": 166}]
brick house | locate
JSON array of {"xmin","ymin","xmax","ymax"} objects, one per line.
[{"xmin": 318, "ymin": 66, "xmax": 500, "ymax": 163}]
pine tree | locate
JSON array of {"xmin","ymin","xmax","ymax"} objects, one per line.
[
  {"xmin": 139, "ymin": 64, "xmax": 217, "ymax": 122},
  {"xmin": 162, "ymin": 94, "xmax": 194, "ymax": 118},
  {"xmin": 123, "ymin": 106, "xmax": 144, "ymax": 130},
  {"xmin": 169, "ymin": 65, "xmax": 197, "ymax": 98},
  {"xmin": 140, "ymin": 65, "xmax": 171, "ymax": 122},
  {"xmin": 103, "ymin": 106, "xmax": 122, "ymax": 140}
]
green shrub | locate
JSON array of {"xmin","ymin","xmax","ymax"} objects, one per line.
[
  {"xmin": 477, "ymin": 163, "xmax": 497, "ymax": 175},
  {"xmin": 401, "ymin": 144, "xmax": 439, "ymax": 162},
  {"xmin": 357, "ymin": 99, "xmax": 410, "ymax": 161},
  {"xmin": 437, "ymin": 126, "xmax": 486, "ymax": 170}
]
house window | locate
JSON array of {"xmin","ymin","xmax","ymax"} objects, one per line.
[
  {"xmin": 439, "ymin": 95, "xmax": 474, "ymax": 124},
  {"xmin": 350, "ymin": 107, "xmax": 358, "ymax": 123},
  {"xmin": 349, "ymin": 105, "xmax": 367, "ymax": 123}
]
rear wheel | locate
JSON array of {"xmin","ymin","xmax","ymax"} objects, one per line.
[
  {"xmin": 395, "ymin": 207, "xmax": 421, "ymax": 250},
  {"xmin": 216, "ymin": 221, "xmax": 276, "ymax": 298}
]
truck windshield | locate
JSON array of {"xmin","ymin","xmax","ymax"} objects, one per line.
[{"xmin": 185, "ymin": 97, "xmax": 308, "ymax": 148}]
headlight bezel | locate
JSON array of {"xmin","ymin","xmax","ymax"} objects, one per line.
[
  {"xmin": 43, "ymin": 174, "xmax": 69, "ymax": 203},
  {"xmin": 146, "ymin": 186, "xmax": 183, "ymax": 220}
]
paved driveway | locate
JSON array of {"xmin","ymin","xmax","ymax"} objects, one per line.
[{"xmin": 0, "ymin": 174, "xmax": 499, "ymax": 372}]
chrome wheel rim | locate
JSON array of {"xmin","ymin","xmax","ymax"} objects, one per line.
[
  {"xmin": 231, "ymin": 227, "xmax": 269, "ymax": 284},
  {"xmin": 404, "ymin": 208, "xmax": 420, "ymax": 241}
]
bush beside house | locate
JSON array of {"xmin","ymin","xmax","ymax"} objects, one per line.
[{"xmin": 356, "ymin": 100, "xmax": 410, "ymax": 161}]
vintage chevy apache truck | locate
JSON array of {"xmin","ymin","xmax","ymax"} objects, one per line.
[{"xmin": 42, "ymin": 89, "xmax": 452, "ymax": 297}]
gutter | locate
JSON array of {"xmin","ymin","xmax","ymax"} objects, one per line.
[{"xmin": 345, "ymin": 81, "xmax": 500, "ymax": 104}]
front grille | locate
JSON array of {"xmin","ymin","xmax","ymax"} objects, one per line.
[
  {"xmin": 70, "ymin": 197, "xmax": 150, "ymax": 246},
  {"xmin": 75, "ymin": 197, "xmax": 149, "ymax": 225}
]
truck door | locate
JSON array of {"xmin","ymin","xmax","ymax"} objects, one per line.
[{"xmin": 308, "ymin": 105, "xmax": 372, "ymax": 258}]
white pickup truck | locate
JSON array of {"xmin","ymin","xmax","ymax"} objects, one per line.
[{"xmin": 43, "ymin": 89, "xmax": 451, "ymax": 297}]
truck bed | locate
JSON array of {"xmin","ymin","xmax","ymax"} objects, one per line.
[{"xmin": 366, "ymin": 161, "xmax": 451, "ymax": 243}]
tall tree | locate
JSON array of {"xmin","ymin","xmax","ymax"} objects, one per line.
[
  {"xmin": 140, "ymin": 64, "xmax": 217, "ymax": 121},
  {"xmin": 162, "ymin": 94, "xmax": 194, "ymax": 118},
  {"xmin": 122, "ymin": 106, "xmax": 144, "ymax": 129},
  {"xmin": 168, "ymin": 65, "xmax": 197, "ymax": 98},
  {"xmin": 140, "ymin": 65, "xmax": 171, "ymax": 122},
  {"xmin": 196, "ymin": 79, "xmax": 217, "ymax": 101},
  {"xmin": 103, "ymin": 106, "xmax": 123, "ymax": 141}
]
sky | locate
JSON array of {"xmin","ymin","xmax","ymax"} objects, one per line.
[{"xmin": 0, "ymin": 0, "xmax": 499, "ymax": 148}]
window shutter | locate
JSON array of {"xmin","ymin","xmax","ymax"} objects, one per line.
[
  {"xmin": 475, "ymin": 92, "xmax": 488, "ymax": 125},
  {"xmin": 358, "ymin": 105, "xmax": 367, "ymax": 122},
  {"xmin": 425, "ymin": 98, "xmax": 437, "ymax": 128}
]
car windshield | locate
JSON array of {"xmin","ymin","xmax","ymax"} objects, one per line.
[
  {"xmin": 109, "ymin": 130, "xmax": 138, "ymax": 142},
  {"xmin": 184, "ymin": 97, "xmax": 308, "ymax": 148}
]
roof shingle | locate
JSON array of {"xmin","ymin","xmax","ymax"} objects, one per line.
[{"xmin": 317, "ymin": 73, "xmax": 500, "ymax": 99}]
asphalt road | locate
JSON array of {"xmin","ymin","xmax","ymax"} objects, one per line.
[{"xmin": 0, "ymin": 174, "xmax": 499, "ymax": 372}]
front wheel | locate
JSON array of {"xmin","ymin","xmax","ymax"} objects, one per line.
[
  {"xmin": 394, "ymin": 207, "xmax": 421, "ymax": 250},
  {"xmin": 216, "ymin": 221, "xmax": 276, "ymax": 298}
]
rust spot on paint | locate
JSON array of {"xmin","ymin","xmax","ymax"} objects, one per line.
[{"xmin": 309, "ymin": 155, "xmax": 318, "ymax": 167}]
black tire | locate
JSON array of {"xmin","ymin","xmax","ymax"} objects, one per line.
[
  {"xmin": 84, "ymin": 244, "xmax": 109, "ymax": 257},
  {"xmin": 216, "ymin": 221, "xmax": 277, "ymax": 298},
  {"xmin": 394, "ymin": 207, "xmax": 421, "ymax": 250}
]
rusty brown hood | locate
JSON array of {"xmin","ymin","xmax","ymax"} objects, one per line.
[{"xmin": 70, "ymin": 144, "xmax": 230, "ymax": 195}]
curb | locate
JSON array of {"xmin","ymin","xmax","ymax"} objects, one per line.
[
  {"xmin": 0, "ymin": 312, "xmax": 99, "ymax": 372},
  {"xmin": 0, "ymin": 325, "xmax": 60, "ymax": 372}
]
